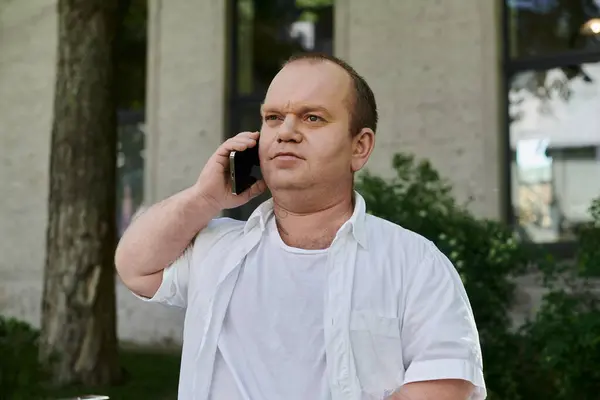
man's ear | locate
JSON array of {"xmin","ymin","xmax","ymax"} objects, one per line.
[{"xmin": 351, "ymin": 128, "xmax": 375, "ymax": 173}]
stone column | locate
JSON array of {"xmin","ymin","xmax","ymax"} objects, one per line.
[
  {"xmin": 0, "ymin": 0, "xmax": 57, "ymax": 325},
  {"xmin": 335, "ymin": 0, "xmax": 504, "ymax": 219}
]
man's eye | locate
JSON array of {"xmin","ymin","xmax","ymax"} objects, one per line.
[
  {"xmin": 306, "ymin": 115, "xmax": 323, "ymax": 122},
  {"xmin": 264, "ymin": 115, "xmax": 279, "ymax": 121}
]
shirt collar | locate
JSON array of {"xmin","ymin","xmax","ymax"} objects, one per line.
[{"xmin": 243, "ymin": 191, "xmax": 368, "ymax": 249}]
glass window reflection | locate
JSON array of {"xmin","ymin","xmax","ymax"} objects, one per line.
[
  {"xmin": 117, "ymin": 115, "xmax": 145, "ymax": 237},
  {"xmin": 235, "ymin": 0, "xmax": 334, "ymax": 96},
  {"xmin": 506, "ymin": 0, "xmax": 600, "ymax": 58},
  {"xmin": 510, "ymin": 62, "xmax": 600, "ymax": 243}
]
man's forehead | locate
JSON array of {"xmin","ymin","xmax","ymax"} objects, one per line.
[{"xmin": 265, "ymin": 61, "xmax": 351, "ymax": 105}]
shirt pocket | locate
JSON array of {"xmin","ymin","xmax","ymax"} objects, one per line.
[{"xmin": 349, "ymin": 311, "xmax": 404, "ymax": 399}]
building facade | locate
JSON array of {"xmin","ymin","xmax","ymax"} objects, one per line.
[{"xmin": 1, "ymin": 0, "xmax": 598, "ymax": 345}]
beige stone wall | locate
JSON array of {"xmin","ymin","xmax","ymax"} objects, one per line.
[
  {"xmin": 0, "ymin": 0, "xmax": 57, "ymax": 327},
  {"xmin": 145, "ymin": 0, "xmax": 228, "ymax": 204},
  {"xmin": 336, "ymin": 0, "xmax": 505, "ymax": 219}
]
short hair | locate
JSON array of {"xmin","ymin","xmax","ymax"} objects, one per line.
[{"xmin": 284, "ymin": 52, "xmax": 378, "ymax": 135}]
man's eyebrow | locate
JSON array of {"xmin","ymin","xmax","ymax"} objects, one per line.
[
  {"xmin": 300, "ymin": 105, "xmax": 331, "ymax": 115},
  {"xmin": 260, "ymin": 103, "xmax": 332, "ymax": 115}
]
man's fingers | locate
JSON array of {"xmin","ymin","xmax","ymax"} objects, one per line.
[
  {"xmin": 215, "ymin": 137, "xmax": 257, "ymax": 157},
  {"xmin": 236, "ymin": 131, "xmax": 259, "ymax": 139}
]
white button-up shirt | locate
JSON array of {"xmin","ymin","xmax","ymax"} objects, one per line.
[{"xmin": 141, "ymin": 192, "xmax": 486, "ymax": 400}]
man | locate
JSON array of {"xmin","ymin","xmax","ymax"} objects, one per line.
[{"xmin": 115, "ymin": 53, "xmax": 486, "ymax": 400}]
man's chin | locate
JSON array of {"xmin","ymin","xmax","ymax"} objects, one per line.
[{"xmin": 265, "ymin": 177, "xmax": 308, "ymax": 192}]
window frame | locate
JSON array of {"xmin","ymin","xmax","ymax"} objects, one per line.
[{"xmin": 501, "ymin": 2, "xmax": 600, "ymax": 258}]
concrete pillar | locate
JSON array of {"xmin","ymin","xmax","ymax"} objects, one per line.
[
  {"xmin": 335, "ymin": 0, "xmax": 505, "ymax": 219},
  {"xmin": 0, "ymin": 0, "xmax": 56, "ymax": 326},
  {"xmin": 145, "ymin": 0, "xmax": 228, "ymax": 203}
]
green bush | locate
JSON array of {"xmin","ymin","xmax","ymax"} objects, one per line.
[
  {"xmin": 512, "ymin": 197, "xmax": 600, "ymax": 400},
  {"xmin": 0, "ymin": 316, "xmax": 47, "ymax": 399},
  {"xmin": 577, "ymin": 198, "xmax": 600, "ymax": 278},
  {"xmin": 356, "ymin": 154, "xmax": 600, "ymax": 400}
]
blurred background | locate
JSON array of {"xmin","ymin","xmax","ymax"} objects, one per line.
[{"xmin": 1, "ymin": 0, "xmax": 600, "ymax": 399}]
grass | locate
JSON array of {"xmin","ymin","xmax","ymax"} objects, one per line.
[{"xmin": 44, "ymin": 349, "xmax": 181, "ymax": 400}]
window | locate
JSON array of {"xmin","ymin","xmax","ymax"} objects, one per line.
[
  {"xmin": 117, "ymin": 111, "xmax": 146, "ymax": 237},
  {"xmin": 228, "ymin": 0, "xmax": 334, "ymax": 220},
  {"xmin": 506, "ymin": 0, "xmax": 600, "ymax": 58},
  {"xmin": 504, "ymin": 1, "xmax": 600, "ymax": 252},
  {"xmin": 509, "ymin": 62, "xmax": 600, "ymax": 244},
  {"xmin": 116, "ymin": 0, "xmax": 147, "ymax": 236}
]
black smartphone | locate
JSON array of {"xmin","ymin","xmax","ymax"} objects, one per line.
[{"xmin": 229, "ymin": 141, "xmax": 261, "ymax": 195}]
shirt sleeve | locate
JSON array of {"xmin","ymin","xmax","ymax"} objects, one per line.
[
  {"xmin": 131, "ymin": 217, "xmax": 243, "ymax": 309},
  {"xmin": 132, "ymin": 243, "xmax": 192, "ymax": 309},
  {"xmin": 400, "ymin": 243, "xmax": 487, "ymax": 399}
]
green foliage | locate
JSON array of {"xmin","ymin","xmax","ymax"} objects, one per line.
[
  {"xmin": 45, "ymin": 350, "xmax": 181, "ymax": 400},
  {"xmin": 511, "ymin": 197, "xmax": 600, "ymax": 400},
  {"xmin": 0, "ymin": 315, "xmax": 181, "ymax": 400},
  {"xmin": 0, "ymin": 316, "xmax": 47, "ymax": 400},
  {"xmin": 577, "ymin": 198, "xmax": 600, "ymax": 277},
  {"xmin": 515, "ymin": 291, "xmax": 600, "ymax": 399},
  {"xmin": 357, "ymin": 153, "xmax": 600, "ymax": 400}
]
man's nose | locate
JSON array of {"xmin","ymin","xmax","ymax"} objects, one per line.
[{"xmin": 277, "ymin": 115, "xmax": 302, "ymax": 142}]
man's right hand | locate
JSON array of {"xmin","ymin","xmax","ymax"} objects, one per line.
[
  {"xmin": 194, "ymin": 131, "xmax": 267, "ymax": 213},
  {"xmin": 116, "ymin": 131, "xmax": 266, "ymax": 299}
]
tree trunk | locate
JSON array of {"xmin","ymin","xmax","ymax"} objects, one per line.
[{"xmin": 40, "ymin": 0, "xmax": 123, "ymax": 386}]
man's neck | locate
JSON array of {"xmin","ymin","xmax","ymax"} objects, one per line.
[{"xmin": 272, "ymin": 190, "xmax": 354, "ymax": 250}]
